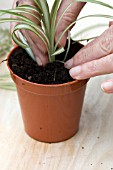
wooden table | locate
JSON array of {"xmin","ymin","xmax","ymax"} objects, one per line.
[{"xmin": 0, "ymin": 72, "xmax": 113, "ymax": 170}]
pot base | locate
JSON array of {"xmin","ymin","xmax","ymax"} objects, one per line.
[{"xmin": 25, "ymin": 128, "xmax": 79, "ymax": 143}]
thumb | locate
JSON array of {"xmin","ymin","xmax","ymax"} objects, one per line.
[
  {"xmin": 55, "ymin": 0, "xmax": 86, "ymax": 47},
  {"xmin": 101, "ymin": 79, "xmax": 113, "ymax": 94},
  {"xmin": 109, "ymin": 21, "xmax": 113, "ymax": 27}
]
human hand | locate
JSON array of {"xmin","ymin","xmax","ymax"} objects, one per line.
[
  {"xmin": 11, "ymin": 0, "xmax": 85, "ymax": 65},
  {"xmin": 65, "ymin": 22, "xmax": 113, "ymax": 94},
  {"xmin": 11, "ymin": 0, "xmax": 48, "ymax": 65}
]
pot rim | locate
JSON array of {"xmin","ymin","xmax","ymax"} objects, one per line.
[{"xmin": 7, "ymin": 46, "xmax": 86, "ymax": 88}]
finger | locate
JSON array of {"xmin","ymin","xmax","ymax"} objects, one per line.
[
  {"xmin": 22, "ymin": 29, "xmax": 48, "ymax": 65},
  {"xmin": 22, "ymin": 30, "xmax": 48, "ymax": 65},
  {"xmin": 19, "ymin": 0, "xmax": 48, "ymax": 65},
  {"xmin": 55, "ymin": 0, "xmax": 86, "ymax": 47},
  {"xmin": 10, "ymin": 0, "xmax": 38, "ymax": 44},
  {"xmin": 18, "ymin": 0, "xmax": 48, "ymax": 65},
  {"xmin": 65, "ymin": 25, "xmax": 113, "ymax": 69},
  {"xmin": 10, "ymin": 0, "xmax": 19, "ymax": 45},
  {"xmin": 18, "ymin": 0, "xmax": 40, "ymax": 25},
  {"xmin": 69, "ymin": 53, "xmax": 113, "ymax": 80},
  {"xmin": 101, "ymin": 79, "xmax": 113, "ymax": 93},
  {"xmin": 109, "ymin": 21, "xmax": 113, "ymax": 27},
  {"xmin": 29, "ymin": 32, "xmax": 46, "ymax": 53},
  {"xmin": 11, "ymin": 0, "xmax": 48, "ymax": 65}
]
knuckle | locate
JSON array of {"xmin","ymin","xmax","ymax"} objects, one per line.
[
  {"xmin": 81, "ymin": 50, "xmax": 89, "ymax": 61},
  {"xmin": 75, "ymin": 50, "xmax": 89, "ymax": 65},
  {"xmin": 103, "ymin": 55, "xmax": 113, "ymax": 68},
  {"xmin": 15, "ymin": 0, "xmax": 36, "ymax": 8},
  {"xmin": 99, "ymin": 27, "xmax": 113, "ymax": 54},
  {"xmin": 87, "ymin": 60, "xmax": 97, "ymax": 73},
  {"xmin": 99, "ymin": 37, "xmax": 113, "ymax": 54},
  {"xmin": 62, "ymin": 11, "xmax": 76, "ymax": 26}
]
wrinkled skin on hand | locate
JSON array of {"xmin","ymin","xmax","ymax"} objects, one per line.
[
  {"xmin": 65, "ymin": 22, "xmax": 113, "ymax": 93},
  {"xmin": 11, "ymin": 0, "xmax": 48, "ymax": 65},
  {"xmin": 11, "ymin": 0, "xmax": 113, "ymax": 94},
  {"xmin": 11, "ymin": 0, "xmax": 85, "ymax": 65}
]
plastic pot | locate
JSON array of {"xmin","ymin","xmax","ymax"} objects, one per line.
[{"xmin": 7, "ymin": 46, "xmax": 89, "ymax": 143}]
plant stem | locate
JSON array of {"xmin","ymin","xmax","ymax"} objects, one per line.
[{"xmin": 72, "ymin": 36, "xmax": 98, "ymax": 43}]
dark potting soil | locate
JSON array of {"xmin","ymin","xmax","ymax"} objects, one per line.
[{"xmin": 8, "ymin": 41, "xmax": 83, "ymax": 85}]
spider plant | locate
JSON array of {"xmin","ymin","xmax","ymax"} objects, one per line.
[
  {"xmin": 0, "ymin": 28, "xmax": 12, "ymax": 57},
  {"xmin": 0, "ymin": 0, "xmax": 113, "ymax": 65},
  {"xmin": 0, "ymin": 74, "xmax": 16, "ymax": 90}
]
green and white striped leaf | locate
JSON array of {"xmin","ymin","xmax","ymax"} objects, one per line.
[
  {"xmin": 51, "ymin": 47, "xmax": 65, "ymax": 56},
  {"xmin": 64, "ymin": 31, "xmax": 71, "ymax": 61},
  {"xmin": 55, "ymin": 14, "xmax": 113, "ymax": 50},
  {"xmin": 0, "ymin": 0, "xmax": 113, "ymax": 63},
  {"xmin": 0, "ymin": 9, "xmax": 40, "ymax": 22},
  {"xmin": 0, "ymin": 83, "xmax": 16, "ymax": 91},
  {"xmin": 16, "ymin": 5, "xmax": 41, "ymax": 15},
  {"xmin": 34, "ymin": 0, "xmax": 50, "ymax": 37},
  {"xmin": 0, "ymin": 74, "xmax": 16, "ymax": 91},
  {"xmin": 75, "ymin": 0, "xmax": 113, "ymax": 10},
  {"xmin": 0, "ymin": 17, "xmax": 49, "ymax": 48},
  {"xmin": 0, "ymin": 9, "xmax": 36, "ymax": 24},
  {"xmin": 50, "ymin": 0, "xmax": 61, "ymax": 54},
  {"xmin": 55, "ymin": 0, "xmax": 75, "ymax": 31},
  {"xmin": 18, "ymin": 31, "xmax": 36, "ymax": 61},
  {"xmin": 13, "ymin": 23, "xmax": 49, "ymax": 52}
]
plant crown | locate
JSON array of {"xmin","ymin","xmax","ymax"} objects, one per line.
[{"xmin": 0, "ymin": 0, "xmax": 113, "ymax": 64}]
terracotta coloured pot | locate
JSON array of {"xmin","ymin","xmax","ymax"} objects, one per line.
[{"xmin": 7, "ymin": 46, "xmax": 89, "ymax": 143}]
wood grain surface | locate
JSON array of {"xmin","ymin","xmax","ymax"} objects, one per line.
[
  {"xmin": 0, "ymin": 0, "xmax": 113, "ymax": 169},
  {"xmin": 0, "ymin": 74, "xmax": 113, "ymax": 170}
]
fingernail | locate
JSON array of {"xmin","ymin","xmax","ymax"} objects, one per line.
[
  {"xmin": 36, "ymin": 57, "xmax": 43, "ymax": 66},
  {"xmin": 65, "ymin": 59, "xmax": 73, "ymax": 69},
  {"xmin": 69, "ymin": 66, "xmax": 81, "ymax": 78},
  {"xmin": 101, "ymin": 81, "xmax": 113, "ymax": 93},
  {"xmin": 16, "ymin": 1, "xmax": 19, "ymax": 7}
]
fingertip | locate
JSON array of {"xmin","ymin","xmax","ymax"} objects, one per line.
[
  {"xmin": 69, "ymin": 66, "xmax": 82, "ymax": 79},
  {"xmin": 36, "ymin": 57, "xmax": 43, "ymax": 66},
  {"xmin": 16, "ymin": 1, "xmax": 19, "ymax": 7},
  {"xmin": 101, "ymin": 81, "xmax": 113, "ymax": 93},
  {"xmin": 42, "ymin": 54, "xmax": 49, "ymax": 66},
  {"xmin": 64, "ymin": 58, "xmax": 73, "ymax": 69},
  {"xmin": 36, "ymin": 52, "xmax": 48, "ymax": 66},
  {"xmin": 109, "ymin": 21, "xmax": 113, "ymax": 27}
]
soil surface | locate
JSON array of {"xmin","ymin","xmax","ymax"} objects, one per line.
[{"xmin": 8, "ymin": 41, "xmax": 83, "ymax": 85}]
